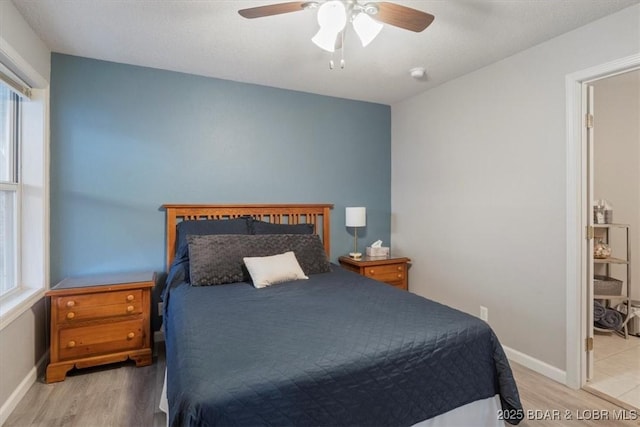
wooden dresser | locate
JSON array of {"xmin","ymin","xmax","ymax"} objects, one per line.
[
  {"xmin": 46, "ymin": 272, "xmax": 154, "ymax": 383},
  {"xmin": 339, "ymin": 256, "xmax": 411, "ymax": 291}
]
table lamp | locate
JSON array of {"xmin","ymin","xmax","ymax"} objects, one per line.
[{"xmin": 346, "ymin": 207, "xmax": 366, "ymax": 259}]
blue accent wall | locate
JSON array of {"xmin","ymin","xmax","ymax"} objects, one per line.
[{"xmin": 50, "ymin": 54, "xmax": 391, "ymax": 282}]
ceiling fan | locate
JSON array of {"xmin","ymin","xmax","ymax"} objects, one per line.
[{"xmin": 238, "ymin": 1, "xmax": 434, "ymax": 53}]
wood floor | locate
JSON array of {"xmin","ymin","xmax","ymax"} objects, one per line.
[
  {"xmin": 514, "ymin": 361, "xmax": 639, "ymax": 427},
  {"xmin": 5, "ymin": 344, "xmax": 640, "ymax": 427},
  {"xmin": 5, "ymin": 349, "xmax": 166, "ymax": 427}
]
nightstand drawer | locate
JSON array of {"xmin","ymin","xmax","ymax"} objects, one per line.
[
  {"xmin": 339, "ymin": 256, "xmax": 410, "ymax": 291},
  {"xmin": 364, "ymin": 264, "xmax": 406, "ymax": 282},
  {"xmin": 57, "ymin": 289, "xmax": 142, "ymax": 310},
  {"xmin": 57, "ymin": 290, "xmax": 143, "ymax": 323},
  {"xmin": 387, "ymin": 280, "xmax": 407, "ymax": 290},
  {"xmin": 58, "ymin": 319, "xmax": 144, "ymax": 360}
]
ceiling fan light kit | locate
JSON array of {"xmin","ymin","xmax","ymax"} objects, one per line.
[
  {"xmin": 312, "ymin": 1, "xmax": 347, "ymax": 52},
  {"xmin": 352, "ymin": 11, "xmax": 383, "ymax": 47},
  {"xmin": 312, "ymin": 1, "xmax": 383, "ymax": 51},
  {"xmin": 239, "ymin": 1, "xmax": 434, "ymax": 66}
]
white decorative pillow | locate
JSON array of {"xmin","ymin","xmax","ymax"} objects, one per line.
[{"xmin": 243, "ymin": 251, "xmax": 309, "ymax": 288}]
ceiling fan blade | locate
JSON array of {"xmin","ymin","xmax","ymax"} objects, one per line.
[
  {"xmin": 374, "ymin": 2, "xmax": 435, "ymax": 32},
  {"xmin": 238, "ymin": 2, "xmax": 307, "ymax": 19}
]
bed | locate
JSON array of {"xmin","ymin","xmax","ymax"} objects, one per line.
[{"xmin": 160, "ymin": 203, "xmax": 523, "ymax": 426}]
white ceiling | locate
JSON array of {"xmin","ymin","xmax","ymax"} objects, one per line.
[{"xmin": 12, "ymin": 0, "xmax": 640, "ymax": 105}]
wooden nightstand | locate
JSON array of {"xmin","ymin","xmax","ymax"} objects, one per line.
[
  {"xmin": 339, "ymin": 256, "xmax": 411, "ymax": 291},
  {"xmin": 45, "ymin": 271, "xmax": 155, "ymax": 383}
]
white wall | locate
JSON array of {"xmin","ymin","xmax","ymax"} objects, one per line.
[
  {"xmin": 391, "ymin": 4, "xmax": 640, "ymax": 373},
  {"xmin": 0, "ymin": 1, "xmax": 50, "ymax": 423},
  {"xmin": 0, "ymin": 0, "xmax": 50, "ymax": 87},
  {"xmin": 593, "ymin": 70, "xmax": 640, "ymax": 301}
]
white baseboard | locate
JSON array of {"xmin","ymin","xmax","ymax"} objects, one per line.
[
  {"xmin": 503, "ymin": 345, "xmax": 567, "ymax": 385},
  {"xmin": 0, "ymin": 351, "xmax": 48, "ymax": 426}
]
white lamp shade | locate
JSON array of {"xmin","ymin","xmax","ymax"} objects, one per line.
[
  {"xmin": 316, "ymin": 1, "xmax": 347, "ymax": 32},
  {"xmin": 345, "ymin": 207, "xmax": 366, "ymax": 227},
  {"xmin": 312, "ymin": 28, "xmax": 339, "ymax": 52},
  {"xmin": 312, "ymin": 1, "xmax": 346, "ymax": 52},
  {"xmin": 353, "ymin": 13, "xmax": 383, "ymax": 47}
]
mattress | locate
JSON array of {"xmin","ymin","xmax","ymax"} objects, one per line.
[{"xmin": 163, "ymin": 263, "xmax": 523, "ymax": 426}]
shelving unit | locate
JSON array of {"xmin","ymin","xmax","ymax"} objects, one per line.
[{"xmin": 593, "ymin": 223, "xmax": 632, "ymax": 338}]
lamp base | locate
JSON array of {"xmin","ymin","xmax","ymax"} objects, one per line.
[{"xmin": 349, "ymin": 252, "xmax": 362, "ymax": 260}]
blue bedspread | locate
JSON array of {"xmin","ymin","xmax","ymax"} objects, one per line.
[{"xmin": 164, "ymin": 264, "xmax": 522, "ymax": 426}]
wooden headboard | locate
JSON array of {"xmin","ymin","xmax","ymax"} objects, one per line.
[{"xmin": 162, "ymin": 203, "xmax": 334, "ymax": 270}]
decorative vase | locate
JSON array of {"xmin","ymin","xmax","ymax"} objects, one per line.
[{"xmin": 594, "ymin": 240, "xmax": 611, "ymax": 259}]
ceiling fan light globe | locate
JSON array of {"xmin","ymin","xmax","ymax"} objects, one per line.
[
  {"xmin": 316, "ymin": 0, "xmax": 347, "ymax": 32},
  {"xmin": 312, "ymin": 28, "xmax": 339, "ymax": 52},
  {"xmin": 353, "ymin": 12, "xmax": 383, "ymax": 47}
]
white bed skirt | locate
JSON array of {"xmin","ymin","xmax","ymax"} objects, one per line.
[
  {"xmin": 413, "ymin": 394, "xmax": 504, "ymax": 427},
  {"xmin": 159, "ymin": 369, "xmax": 505, "ymax": 427}
]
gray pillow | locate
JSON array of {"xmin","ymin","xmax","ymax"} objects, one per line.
[
  {"xmin": 175, "ymin": 218, "xmax": 250, "ymax": 259},
  {"xmin": 250, "ymin": 219, "xmax": 314, "ymax": 235},
  {"xmin": 187, "ymin": 234, "xmax": 331, "ymax": 286},
  {"xmin": 284, "ymin": 234, "xmax": 331, "ymax": 275}
]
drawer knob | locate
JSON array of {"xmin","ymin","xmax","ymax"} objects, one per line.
[
  {"xmin": 398, "ymin": 274, "xmax": 402, "ymax": 278},
  {"xmin": 127, "ymin": 332, "xmax": 135, "ymax": 340},
  {"xmin": 66, "ymin": 300, "xmax": 75, "ymax": 308},
  {"xmin": 67, "ymin": 340, "xmax": 76, "ymax": 348},
  {"xmin": 126, "ymin": 294, "xmax": 134, "ymax": 302},
  {"xmin": 126, "ymin": 305, "xmax": 134, "ymax": 313},
  {"xmin": 369, "ymin": 270, "xmax": 375, "ymax": 275},
  {"xmin": 66, "ymin": 312, "xmax": 75, "ymax": 320},
  {"xmin": 397, "ymin": 266, "xmax": 402, "ymax": 271}
]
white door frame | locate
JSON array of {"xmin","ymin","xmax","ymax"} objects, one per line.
[{"xmin": 565, "ymin": 53, "xmax": 640, "ymax": 389}]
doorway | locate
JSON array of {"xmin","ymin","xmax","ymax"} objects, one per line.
[
  {"xmin": 584, "ymin": 69, "xmax": 640, "ymax": 409},
  {"xmin": 564, "ymin": 53, "xmax": 640, "ymax": 397}
]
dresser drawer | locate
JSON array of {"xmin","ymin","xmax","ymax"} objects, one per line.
[
  {"xmin": 364, "ymin": 263, "xmax": 406, "ymax": 283},
  {"xmin": 57, "ymin": 289, "xmax": 143, "ymax": 323},
  {"xmin": 58, "ymin": 319, "xmax": 144, "ymax": 360}
]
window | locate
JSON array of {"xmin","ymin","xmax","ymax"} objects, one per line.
[
  {"xmin": 0, "ymin": 82, "xmax": 20, "ymax": 297},
  {"xmin": 0, "ymin": 34, "xmax": 47, "ymax": 331}
]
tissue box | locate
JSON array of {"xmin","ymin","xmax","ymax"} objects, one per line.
[{"xmin": 366, "ymin": 247, "xmax": 389, "ymax": 257}]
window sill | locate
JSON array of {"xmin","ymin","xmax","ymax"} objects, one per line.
[{"xmin": 0, "ymin": 287, "xmax": 45, "ymax": 331}]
